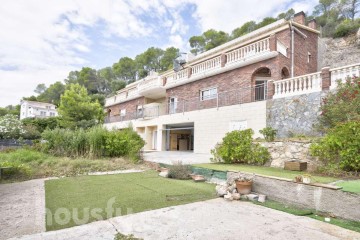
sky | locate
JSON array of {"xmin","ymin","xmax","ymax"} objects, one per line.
[{"xmin": 0, "ymin": 0, "xmax": 318, "ymax": 107}]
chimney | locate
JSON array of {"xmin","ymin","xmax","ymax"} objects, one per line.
[
  {"xmin": 308, "ymin": 19, "xmax": 317, "ymax": 30},
  {"xmin": 293, "ymin": 11, "xmax": 305, "ymax": 25}
]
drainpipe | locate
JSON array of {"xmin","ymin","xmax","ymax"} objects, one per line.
[{"xmin": 290, "ymin": 21, "xmax": 294, "ymax": 78}]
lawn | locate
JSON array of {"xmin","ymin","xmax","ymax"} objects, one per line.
[
  {"xmin": 253, "ymin": 200, "xmax": 360, "ymax": 233},
  {"xmin": 336, "ymin": 180, "xmax": 360, "ymax": 193},
  {"xmin": 45, "ymin": 171, "xmax": 216, "ymax": 231},
  {"xmin": 192, "ymin": 163, "xmax": 339, "ymax": 184}
]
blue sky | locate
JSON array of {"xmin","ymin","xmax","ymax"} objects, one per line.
[{"xmin": 0, "ymin": 0, "xmax": 318, "ymax": 107}]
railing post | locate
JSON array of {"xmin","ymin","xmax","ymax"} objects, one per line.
[
  {"xmin": 321, "ymin": 67, "xmax": 331, "ymax": 90},
  {"xmin": 183, "ymin": 100, "xmax": 185, "ymax": 114},
  {"xmin": 216, "ymin": 93, "xmax": 219, "ymax": 109},
  {"xmin": 221, "ymin": 53, "xmax": 226, "ymax": 67}
]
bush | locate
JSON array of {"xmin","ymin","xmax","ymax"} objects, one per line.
[
  {"xmin": 211, "ymin": 129, "xmax": 270, "ymax": 165},
  {"xmin": 0, "ymin": 114, "xmax": 25, "ymax": 139},
  {"xmin": 40, "ymin": 126, "xmax": 144, "ymax": 161},
  {"xmin": 259, "ymin": 127, "xmax": 277, "ymax": 141},
  {"xmin": 0, "ymin": 161, "xmax": 32, "ymax": 179},
  {"xmin": 333, "ymin": 20, "xmax": 360, "ymax": 38},
  {"xmin": 22, "ymin": 117, "xmax": 59, "ymax": 133},
  {"xmin": 168, "ymin": 162, "xmax": 191, "ymax": 180},
  {"xmin": 318, "ymin": 77, "xmax": 360, "ymax": 131},
  {"xmin": 310, "ymin": 121, "xmax": 360, "ymax": 172}
]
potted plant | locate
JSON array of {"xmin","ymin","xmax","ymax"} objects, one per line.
[
  {"xmin": 234, "ymin": 175, "xmax": 254, "ymax": 194},
  {"xmin": 302, "ymin": 173, "xmax": 312, "ymax": 184}
]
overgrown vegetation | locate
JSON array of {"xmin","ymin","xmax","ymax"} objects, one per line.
[
  {"xmin": 259, "ymin": 127, "xmax": 277, "ymax": 141},
  {"xmin": 0, "ymin": 148, "xmax": 145, "ymax": 181},
  {"xmin": 114, "ymin": 233, "xmax": 142, "ymax": 240},
  {"xmin": 318, "ymin": 77, "xmax": 360, "ymax": 130},
  {"xmin": 40, "ymin": 126, "xmax": 144, "ymax": 162},
  {"xmin": 311, "ymin": 121, "xmax": 360, "ymax": 172},
  {"xmin": 311, "ymin": 77, "xmax": 360, "ymax": 173},
  {"xmin": 211, "ymin": 129, "xmax": 270, "ymax": 165}
]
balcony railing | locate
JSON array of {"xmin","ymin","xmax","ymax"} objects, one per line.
[
  {"xmin": 273, "ymin": 72, "xmax": 322, "ymax": 99},
  {"xmin": 226, "ymin": 38, "xmax": 270, "ymax": 65},
  {"xmin": 138, "ymin": 76, "xmax": 162, "ymax": 92},
  {"xmin": 105, "ymin": 84, "xmax": 267, "ymax": 123},
  {"xmin": 330, "ymin": 63, "xmax": 360, "ymax": 89},
  {"xmin": 191, "ymin": 56, "xmax": 222, "ymax": 76}
]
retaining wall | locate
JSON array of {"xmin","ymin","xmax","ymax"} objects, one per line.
[{"xmin": 228, "ymin": 171, "xmax": 360, "ymax": 221}]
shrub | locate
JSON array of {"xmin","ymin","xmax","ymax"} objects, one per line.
[
  {"xmin": 333, "ymin": 20, "xmax": 360, "ymax": 38},
  {"xmin": 310, "ymin": 121, "xmax": 360, "ymax": 172},
  {"xmin": 0, "ymin": 114, "xmax": 25, "ymax": 139},
  {"xmin": 22, "ymin": 117, "xmax": 59, "ymax": 133},
  {"xmin": 318, "ymin": 77, "xmax": 360, "ymax": 131},
  {"xmin": 0, "ymin": 161, "xmax": 32, "ymax": 179},
  {"xmin": 259, "ymin": 127, "xmax": 277, "ymax": 141},
  {"xmin": 40, "ymin": 126, "xmax": 144, "ymax": 161},
  {"xmin": 211, "ymin": 129, "xmax": 270, "ymax": 165},
  {"xmin": 168, "ymin": 162, "xmax": 191, "ymax": 180}
]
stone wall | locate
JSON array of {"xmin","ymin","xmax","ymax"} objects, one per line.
[
  {"xmin": 266, "ymin": 91, "xmax": 326, "ymax": 138},
  {"xmin": 259, "ymin": 140, "xmax": 320, "ymax": 171},
  {"xmin": 228, "ymin": 171, "xmax": 360, "ymax": 221}
]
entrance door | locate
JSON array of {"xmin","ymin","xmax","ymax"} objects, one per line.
[{"xmin": 255, "ymin": 80, "xmax": 267, "ymax": 101}]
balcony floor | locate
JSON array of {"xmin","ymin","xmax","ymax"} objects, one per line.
[{"xmin": 143, "ymin": 151, "xmax": 212, "ymax": 165}]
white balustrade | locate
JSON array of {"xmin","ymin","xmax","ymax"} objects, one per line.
[
  {"xmin": 127, "ymin": 87, "xmax": 138, "ymax": 98},
  {"xmin": 273, "ymin": 72, "xmax": 322, "ymax": 99},
  {"xmin": 330, "ymin": 63, "xmax": 360, "ymax": 89},
  {"xmin": 226, "ymin": 38, "xmax": 270, "ymax": 65},
  {"xmin": 191, "ymin": 56, "xmax": 221, "ymax": 76}
]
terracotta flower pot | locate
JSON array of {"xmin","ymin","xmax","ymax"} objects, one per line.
[{"xmin": 235, "ymin": 180, "xmax": 252, "ymax": 194}]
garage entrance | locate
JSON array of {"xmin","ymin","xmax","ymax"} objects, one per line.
[{"xmin": 164, "ymin": 123, "xmax": 194, "ymax": 151}]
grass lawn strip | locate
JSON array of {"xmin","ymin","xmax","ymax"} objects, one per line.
[
  {"xmin": 253, "ymin": 200, "xmax": 360, "ymax": 233},
  {"xmin": 192, "ymin": 163, "xmax": 339, "ymax": 184},
  {"xmin": 336, "ymin": 180, "xmax": 360, "ymax": 193},
  {"xmin": 45, "ymin": 171, "xmax": 216, "ymax": 231}
]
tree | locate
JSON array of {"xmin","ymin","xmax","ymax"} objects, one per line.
[
  {"xmin": 231, "ymin": 21, "xmax": 257, "ymax": 39},
  {"xmin": 255, "ymin": 17, "xmax": 277, "ymax": 29},
  {"xmin": 37, "ymin": 81, "xmax": 65, "ymax": 106},
  {"xmin": 160, "ymin": 47, "xmax": 179, "ymax": 71},
  {"xmin": 58, "ymin": 84, "xmax": 104, "ymax": 129},
  {"xmin": 111, "ymin": 80, "xmax": 126, "ymax": 93},
  {"xmin": 34, "ymin": 83, "xmax": 47, "ymax": 95},
  {"xmin": 65, "ymin": 67, "xmax": 101, "ymax": 94},
  {"xmin": 112, "ymin": 57, "xmax": 137, "ymax": 83},
  {"xmin": 189, "ymin": 29, "xmax": 229, "ymax": 55},
  {"xmin": 341, "ymin": 0, "xmax": 359, "ymax": 20},
  {"xmin": 135, "ymin": 47, "xmax": 164, "ymax": 77},
  {"xmin": 277, "ymin": 8, "xmax": 295, "ymax": 20}
]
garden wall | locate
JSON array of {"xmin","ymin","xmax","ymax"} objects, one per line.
[
  {"xmin": 228, "ymin": 171, "xmax": 360, "ymax": 221},
  {"xmin": 0, "ymin": 139, "xmax": 32, "ymax": 151},
  {"xmin": 266, "ymin": 92, "xmax": 326, "ymax": 138},
  {"xmin": 259, "ymin": 140, "xmax": 320, "ymax": 171}
]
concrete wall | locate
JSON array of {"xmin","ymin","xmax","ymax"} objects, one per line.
[
  {"xmin": 228, "ymin": 171, "xmax": 360, "ymax": 221},
  {"xmin": 266, "ymin": 91, "xmax": 326, "ymax": 138},
  {"xmin": 105, "ymin": 101, "xmax": 267, "ymax": 154}
]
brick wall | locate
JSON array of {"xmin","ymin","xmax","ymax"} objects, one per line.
[{"xmin": 106, "ymin": 97, "xmax": 144, "ymax": 118}]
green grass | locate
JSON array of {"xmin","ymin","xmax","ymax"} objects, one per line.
[
  {"xmin": 254, "ymin": 200, "xmax": 360, "ymax": 233},
  {"xmin": 0, "ymin": 148, "xmax": 145, "ymax": 182},
  {"xmin": 45, "ymin": 171, "xmax": 216, "ymax": 231},
  {"xmin": 192, "ymin": 163, "xmax": 339, "ymax": 184},
  {"xmin": 336, "ymin": 180, "xmax": 360, "ymax": 193}
]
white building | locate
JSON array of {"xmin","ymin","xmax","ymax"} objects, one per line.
[{"xmin": 20, "ymin": 100, "xmax": 58, "ymax": 120}]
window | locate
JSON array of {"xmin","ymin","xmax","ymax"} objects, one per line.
[
  {"xmin": 136, "ymin": 106, "xmax": 143, "ymax": 118},
  {"xmin": 200, "ymin": 87, "xmax": 217, "ymax": 101},
  {"xmin": 40, "ymin": 111, "xmax": 46, "ymax": 116},
  {"xmin": 169, "ymin": 97, "xmax": 177, "ymax": 114},
  {"xmin": 46, "ymin": 106, "xmax": 51, "ymax": 109},
  {"xmin": 120, "ymin": 109, "xmax": 126, "ymax": 116},
  {"xmin": 50, "ymin": 112, "xmax": 55, "ymax": 117}
]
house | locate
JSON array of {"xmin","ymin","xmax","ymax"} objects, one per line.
[
  {"xmin": 104, "ymin": 12, "xmax": 360, "ymax": 154},
  {"xmin": 20, "ymin": 100, "xmax": 58, "ymax": 120}
]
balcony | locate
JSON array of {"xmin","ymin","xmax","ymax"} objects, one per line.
[{"xmin": 137, "ymin": 76, "xmax": 166, "ymax": 99}]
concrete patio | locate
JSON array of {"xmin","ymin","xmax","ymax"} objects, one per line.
[{"xmin": 11, "ymin": 198, "xmax": 360, "ymax": 240}]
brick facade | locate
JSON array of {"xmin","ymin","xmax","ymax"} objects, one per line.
[{"xmin": 106, "ymin": 22, "xmax": 319, "ymax": 117}]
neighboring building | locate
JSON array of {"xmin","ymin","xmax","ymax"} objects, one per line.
[
  {"xmin": 20, "ymin": 100, "xmax": 58, "ymax": 120},
  {"xmin": 104, "ymin": 12, "xmax": 360, "ymax": 154}
]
